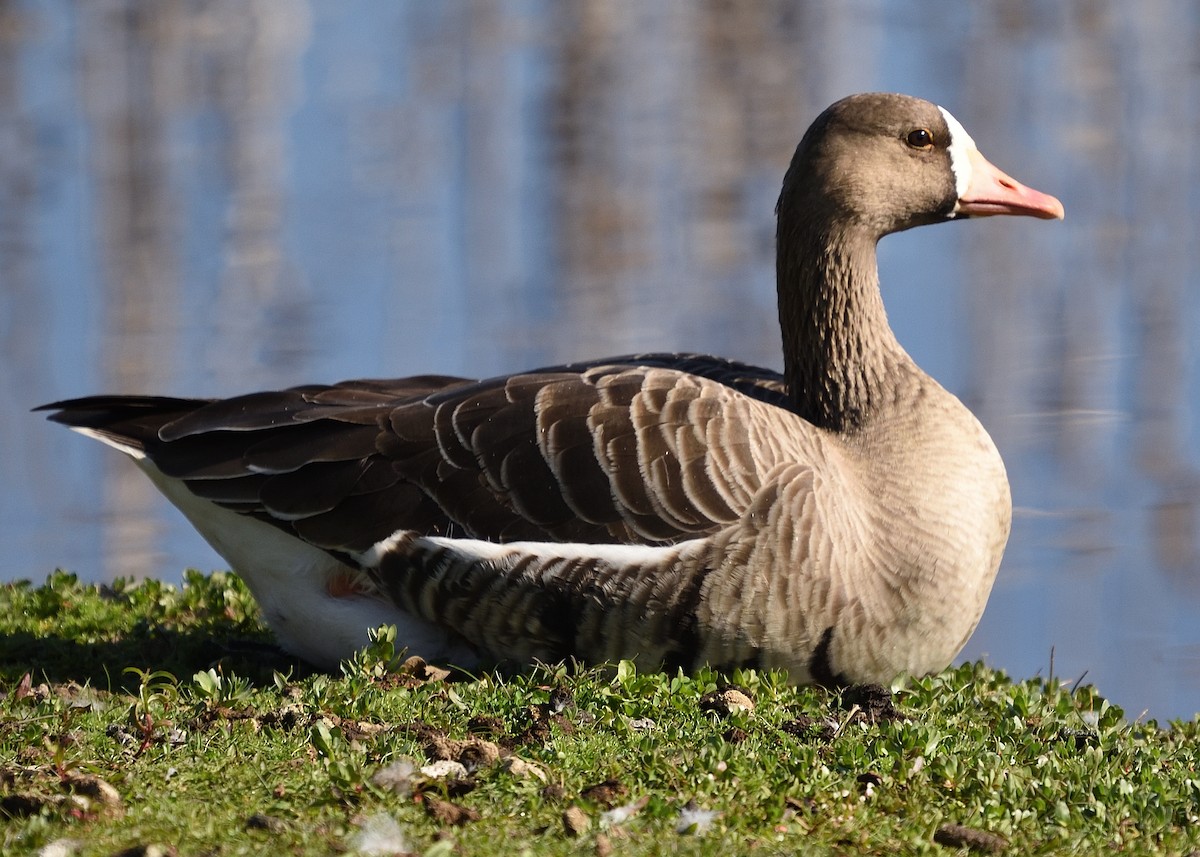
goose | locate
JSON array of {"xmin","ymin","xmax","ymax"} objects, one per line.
[{"xmin": 40, "ymin": 93, "xmax": 1063, "ymax": 685}]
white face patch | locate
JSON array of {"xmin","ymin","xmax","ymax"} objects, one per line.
[{"xmin": 938, "ymin": 105, "xmax": 976, "ymax": 203}]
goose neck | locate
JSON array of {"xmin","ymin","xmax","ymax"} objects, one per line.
[{"xmin": 777, "ymin": 223, "xmax": 910, "ymax": 432}]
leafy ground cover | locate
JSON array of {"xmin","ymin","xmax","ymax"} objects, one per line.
[{"xmin": 2, "ymin": 570, "xmax": 1199, "ymax": 856}]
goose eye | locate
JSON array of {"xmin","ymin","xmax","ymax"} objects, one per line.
[{"xmin": 906, "ymin": 128, "xmax": 935, "ymax": 150}]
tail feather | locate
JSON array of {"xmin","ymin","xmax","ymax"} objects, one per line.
[{"xmin": 35, "ymin": 396, "xmax": 212, "ymax": 454}]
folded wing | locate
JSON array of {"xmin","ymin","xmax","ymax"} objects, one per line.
[{"xmin": 40, "ymin": 354, "xmax": 804, "ymax": 558}]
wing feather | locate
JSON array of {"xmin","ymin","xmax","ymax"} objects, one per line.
[
  {"xmin": 257, "ymin": 460, "xmax": 385, "ymax": 519},
  {"xmin": 43, "ymin": 354, "xmax": 811, "ymax": 559}
]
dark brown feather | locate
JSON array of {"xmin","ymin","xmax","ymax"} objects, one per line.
[
  {"xmin": 258, "ymin": 460, "xmax": 376, "ymax": 519},
  {"xmin": 160, "ymin": 389, "xmax": 319, "ymax": 439},
  {"xmin": 40, "ymin": 354, "xmax": 795, "ymax": 555},
  {"xmin": 243, "ymin": 422, "xmax": 381, "ymax": 473},
  {"xmin": 153, "ymin": 430, "xmax": 280, "ymax": 480},
  {"xmin": 292, "ymin": 481, "xmax": 444, "ymax": 551},
  {"xmin": 185, "ymin": 473, "xmax": 271, "ymax": 504}
]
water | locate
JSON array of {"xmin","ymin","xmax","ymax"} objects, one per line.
[{"xmin": 3, "ymin": 1, "xmax": 1199, "ymax": 720}]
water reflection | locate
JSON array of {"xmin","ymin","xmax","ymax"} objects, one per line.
[{"xmin": 3, "ymin": 1, "xmax": 1199, "ymax": 720}]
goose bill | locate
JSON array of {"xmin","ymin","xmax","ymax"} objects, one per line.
[{"xmin": 955, "ymin": 148, "xmax": 1065, "ymax": 220}]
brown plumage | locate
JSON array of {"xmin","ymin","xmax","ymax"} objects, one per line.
[{"xmin": 39, "ymin": 93, "xmax": 1063, "ymax": 683}]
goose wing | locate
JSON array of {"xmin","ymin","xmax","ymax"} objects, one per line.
[{"xmin": 40, "ymin": 353, "xmax": 802, "ymax": 556}]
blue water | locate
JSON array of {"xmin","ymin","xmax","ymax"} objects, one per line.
[{"xmin": 3, "ymin": 1, "xmax": 1199, "ymax": 720}]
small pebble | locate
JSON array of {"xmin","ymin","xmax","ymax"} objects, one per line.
[
  {"xmin": 563, "ymin": 806, "xmax": 591, "ymax": 837},
  {"xmin": 420, "ymin": 759, "xmax": 469, "ymax": 781}
]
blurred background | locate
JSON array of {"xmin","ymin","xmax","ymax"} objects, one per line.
[{"xmin": 2, "ymin": 1, "xmax": 1199, "ymax": 720}]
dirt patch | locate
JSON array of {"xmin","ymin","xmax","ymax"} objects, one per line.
[
  {"xmin": 507, "ymin": 703, "xmax": 575, "ymax": 747},
  {"xmin": 423, "ymin": 795, "xmax": 480, "ymax": 826},
  {"xmin": 780, "ymin": 714, "xmax": 837, "ymax": 743},
  {"xmin": 934, "ymin": 822, "xmax": 1008, "ymax": 853},
  {"xmin": 838, "ymin": 684, "xmax": 901, "ymax": 724},
  {"xmin": 580, "ymin": 779, "xmax": 627, "ymax": 808}
]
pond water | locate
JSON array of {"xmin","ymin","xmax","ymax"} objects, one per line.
[{"xmin": 3, "ymin": 2, "xmax": 1199, "ymax": 720}]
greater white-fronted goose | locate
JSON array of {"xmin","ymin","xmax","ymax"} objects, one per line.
[{"xmin": 40, "ymin": 93, "xmax": 1063, "ymax": 684}]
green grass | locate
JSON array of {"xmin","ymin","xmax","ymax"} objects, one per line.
[{"xmin": 2, "ymin": 570, "xmax": 1199, "ymax": 856}]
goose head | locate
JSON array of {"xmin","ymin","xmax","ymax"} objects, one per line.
[
  {"xmin": 779, "ymin": 92, "xmax": 1064, "ymax": 238},
  {"xmin": 775, "ymin": 93, "xmax": 1063, "ymax": 431}
]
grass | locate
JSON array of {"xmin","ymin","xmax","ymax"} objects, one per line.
[{"xmin": 2, "ymin": 570, "xmax": 1199, "ymax": 856}]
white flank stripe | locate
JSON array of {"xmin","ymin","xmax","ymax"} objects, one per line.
[{"xmin": 360, "ymin": 530, "xmax": 699, "ymax": 569}]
